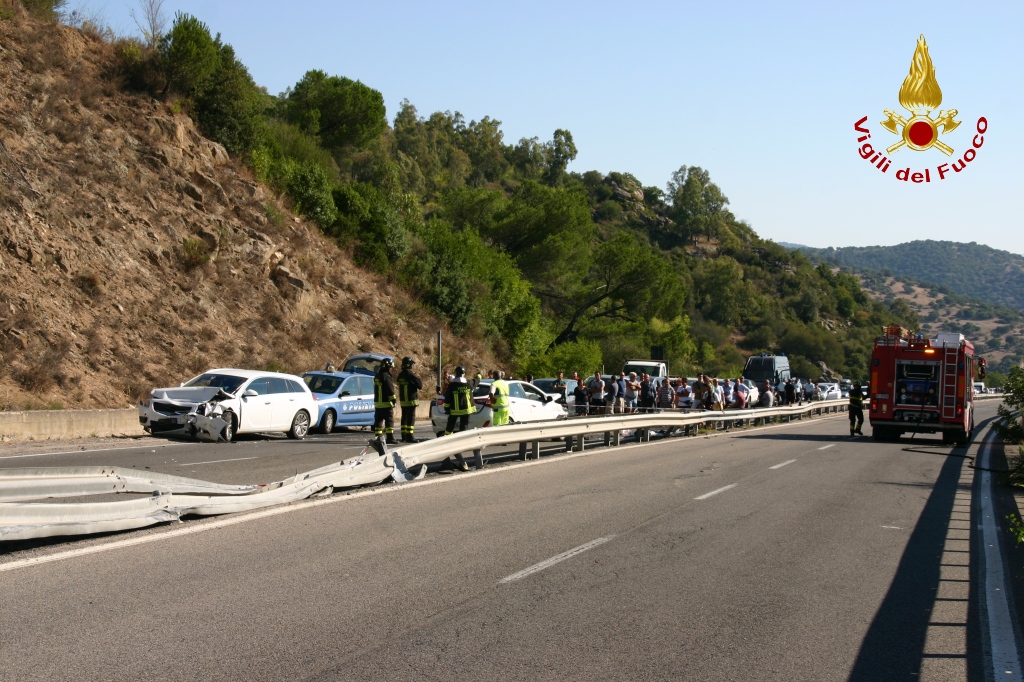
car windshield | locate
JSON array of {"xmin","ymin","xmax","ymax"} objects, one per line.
[
  {"xmin": 473, "ymin": 383, "xmax": 492, "ymax": 398},
  {"xmin": 343, "ymin": 356, "xmax": 387, "ymax": 376},
  {"xmin": 303, "ymin": 374, "xmax": 344, "ymax": 395},
  {"xmin": 184, "ymin": 373, "xmax": 247, "ymax": 394}
]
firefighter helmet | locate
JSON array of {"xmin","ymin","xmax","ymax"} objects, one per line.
[
  {"xmin": 380, "ymin": 357, "xmax": 394, "ymax": 371},
  {"xmin": 454, "ymin": 365, "xmax": 466, "ymax": 376},
  {"xmin": 401, "ymin": 356, "xmax": 414, "ymax": 368}
]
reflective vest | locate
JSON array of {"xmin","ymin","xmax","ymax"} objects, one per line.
[
  {"xmin": 397, "ymin": 370, "xmax": 421, "ymax": 407},
  {"xmin": 374, "ymin": 372, "xmax": 396, "ymax": 408},
  {"xmin": 491, "ymin": 379, "xmax": 510, "ymax": 409},
  {"xmin": 445, "ymin": 382, "xmax": 476, "ymax": 416}
]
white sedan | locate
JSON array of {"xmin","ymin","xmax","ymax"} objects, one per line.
[
  {"xmin": 139, "ymin": 369, "xmax": 319, "ymax": 442},
  {"xmin": 816, "ymin": 383, "xmax": 842, "ymax": 401},
  {"xmin": 430, "ymin": 379, "xmax": 567, "ymax": 436}
]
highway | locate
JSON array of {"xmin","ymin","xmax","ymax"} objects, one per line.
[{"xmin": 1, "ymin": 402, "xmax": 1021, "ymax": 681}]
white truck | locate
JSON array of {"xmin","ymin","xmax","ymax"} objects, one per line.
[{"xmin": 622, "ymin": 360, "xmax": 668, "ymax": 385}]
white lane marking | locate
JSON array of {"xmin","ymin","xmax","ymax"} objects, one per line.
[
  {"xmin": 177, "ymin": 457, "xmax": 257, "ymax": 466},
  {"xmin": 694, "ymin": 484, "xmax": 737, "ymax": 500},
  {"xmin": 817, "ymin": 444, "xmax": 836, "ymax": 450},
  {"xmin": 881, "ymin": 525, "xmax": 904, "ymax": 530},
  {"xmin": 976, "ymin": 428, "xmax": 1023, "ymax": 680},
  {"xmin": 1, "ymin": 412, "xmax": 847, "ymax": 572},
  {"xmin": 0, "ymin": 443, "xmax": 189, "ymax": 459},
  {"xmin": 769, "ymin": 459, "xmax": 796, "ymax": 470},
  {"xmin": 499, "ymin": 536, "xmax": 614, "ymax": 584}
]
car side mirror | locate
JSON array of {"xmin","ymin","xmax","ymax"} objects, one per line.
[
  {"xmin": 544, "ymin": 395, "xmax": 552, "ymax": 403},
  {"xmin": 341, "ymin": 391, "xmax": 351, "ymax": 397},
  {"xmin": 243, "ymin": 389, "xmax": 258, "ymax": 397}
]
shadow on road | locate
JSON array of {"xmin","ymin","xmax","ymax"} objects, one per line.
[{"xmin": 847, "ymin": 443, "xmax": 968, "ymax": 681}]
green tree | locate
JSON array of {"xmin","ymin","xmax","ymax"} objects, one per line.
[
  {"xmin": 159, "ymin": 12, "xmax": 219, "ymax": 96},
  {"xmin": 285, "ymin": 70, "xmax": 387, "ymax": 151},
  {"xmin": 544, "ymin": 128, "xmax": 577, "ymax": 186},
  {"xmin": 193, "ymin": 43, "xmax": 265, "ymax": 155},
  {"xmin": 287, "ymin": 162, "xmax": 337, "ymax": 227}
]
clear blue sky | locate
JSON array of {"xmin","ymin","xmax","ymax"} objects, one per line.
[{"xmin": 89, "ymin": 0, "xmax": 1024, "ymax": 255}]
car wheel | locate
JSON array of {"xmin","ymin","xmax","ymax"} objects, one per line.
[
  {"xmin": 318, "ymin": 409, "xmax": 336, "ymax": 435},
  {"xmin": 436, "ymin": 431, "xmax": 444, "ymax": 438},
  {"xmin": 221, "ymin": 411, "xmax": 236, "ymax": 443},
  {"xmin": 287, "ymin": 410, "xmax": 310, "ymax": 440}
]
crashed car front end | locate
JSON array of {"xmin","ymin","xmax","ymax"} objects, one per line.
[{"xmin": 138, "ymin": 387, "xmax": 236, "ymax": 442}]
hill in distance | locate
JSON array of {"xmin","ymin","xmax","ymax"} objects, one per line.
[{"xmin": 790, "ymin": 240, "xmax": 1024, "ymax": 310}]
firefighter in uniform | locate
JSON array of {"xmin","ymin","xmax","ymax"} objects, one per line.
[
  {"xmin": 489, "ymin": 370, "xmax": 510, "ymax": 426},
  {"xmin": 849, "ymin": 380, "xmax": 865, "ymax": 437},
  {"xmin": 373, "ymin": 358, "xmax": 397, "ymax": 444},
  {"xmin": 443, "ymin": 366, "xmax": 476, "ymax": 470},
  {"xmin": 397, "ymin": 356, "xmax": 422, "ymax": 443}
]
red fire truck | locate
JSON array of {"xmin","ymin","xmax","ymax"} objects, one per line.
[{"xmin": 869, "ymin": 325, "xmax": 977, "ymax": 445}]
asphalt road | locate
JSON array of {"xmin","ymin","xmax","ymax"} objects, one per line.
[{"xmin": 0, "ymin": 402, "xmax": 1018, "ymax": 681}]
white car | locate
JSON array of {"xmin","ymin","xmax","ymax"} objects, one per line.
[
  {"xmin": 816, "ymin": 383, "xmax": 841, "ymax": 401},
  {"xmin": 430, "ymin": 379, "xmax": 567, "ymax": 436},
  {"xmin": 139, "ymin": 369, "xmax": 319, "ymax": 442}
]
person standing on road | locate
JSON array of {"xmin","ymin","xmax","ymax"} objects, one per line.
[
  {"xmin": 639, "ymin": 373, "xmax": 656, "ymax": 413},
  {"xmin": 397, "ymin": 356, "xmax": 422, "ymax": 443},
  {"xmin": 573, "ymin": 379, "xmax": 590, "ymax": 416},
  {"xmin": 373, "ymin": 358, "xmax": 398, "ymax": 444},
  {"xmin": 442, "ymin": 366, "xmax": 476, "ymax": 470},
  {"xmin": 552, "ymin": 371, "xmax": 568, "ymax": 401},
  {"xmin": 588, "ymin": 371, "xmax": 606, "ymax": 415},
  {"xmin": 489, "ymin": 370, "xmax": 510, "ymax": 426},
  {"xmin": 784, "ymin": 379, "xmax": 797, "ymax": 406},
  {"xmin": 657, "ymin": 379, "xmax": 674, "ymax": 410},
  {"xmin": 759, "ymin": 380, "xmax": 775, "ymax": 408},
  {"xmin": 606, "ymin": 373, "xmax": 620, "ymax": 414},
  {"xmin": 849, "ymin": 380, "xmax": 865, "ymax": 437},
  {"xmin": 624, "ymin": 372, "xmax": 639, "ymax": 413}
]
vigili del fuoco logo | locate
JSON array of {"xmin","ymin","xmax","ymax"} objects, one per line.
[{"xmin": 854, "ymin": 35, "xmax": 987, "ymax": 183}]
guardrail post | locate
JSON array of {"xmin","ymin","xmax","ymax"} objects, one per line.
[
  {"xmin": 574, "ymin": 434, "xmax": 586, "ymax": 452},
  {"xmin": 611, "ymin": 430, "xmax": 621, "ymax": 446},
  {"xmin": 564, "ymin": 436, "xmax": 573, "ymax": 452},
  {"xmin": 474, "ymin": 448, "xmax": 484, "ymax": 469},
  {"xmin": 604, "ymin": 431, "xmax": 612, "ymax": 447},
  {"xmin": 519, "ymin": 442, "xmax": 528, "ymax": 460},
  {"xmin": 531, "ymin": 441, "xmax": 540, "ymax": 460}
]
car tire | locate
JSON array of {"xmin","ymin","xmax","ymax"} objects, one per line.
[
  {"xmin": 222, "ymin": 412, "xmax": 236, "ymax": 443},
  {"xmin": 287, "ymin": 410, "xmax": 310, "ymax": 440},
  {"xmin": 436, "ymin": 431, "xmax": 444, "ymax": 438},
  {"xmin": 318, "ymin": 409, "xmax": 336, "ymax": 435}
]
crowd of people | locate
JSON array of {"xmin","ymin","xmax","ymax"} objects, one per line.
[{"xmin": 562, "ymin": 373, "xmax": 813, "ymax": 416}]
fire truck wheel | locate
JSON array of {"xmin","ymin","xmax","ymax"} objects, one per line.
[{"xmin": 955, "ymin": 428, "xmax": 969, "ymax": 447}]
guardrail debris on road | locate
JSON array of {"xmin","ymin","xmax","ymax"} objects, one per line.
[{"xmin": 2, "ymin": 397, "xmax": 1000, "ymax": 543}]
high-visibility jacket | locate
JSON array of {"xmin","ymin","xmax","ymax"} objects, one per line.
[
  {"xmin": 374, "ymin": 370, "xmax": 396, "ymax": 408},
  {"xmin": 490, "ymin": 379, "xmax": 510, "ymax": 409},
  {"xmin": 397, "ymin": 369, "xmax": 422, "ymax": 407},
  {"xmin": 849, "ymin": 391, "xmax": 864, "ymax": 410},
  {"xmin": 444, "ymin": 378, "xmax": 477, "ymax": 416}
]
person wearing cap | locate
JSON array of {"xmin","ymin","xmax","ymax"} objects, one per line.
[
  {"xmin": 849, "ymin": 380, "xmax": 865, "ymax": 437},
  {"xmin": 373, "ymin": 358, "xmax": 397, "ymax": 444},
  {"xmin": 442, "ymin": 365, "xmax": 476, "ymax": 470},
  {"xmin": 397, "ymin": 356, "xmax": 422, "ymax": 443}
]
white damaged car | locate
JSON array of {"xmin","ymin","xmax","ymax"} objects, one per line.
[{"xmin": 138, "ymin": 369, "xmax": 319, "ymax": 442}]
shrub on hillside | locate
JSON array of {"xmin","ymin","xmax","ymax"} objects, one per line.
[
  {"xmin": 18, "ymin": 0, "xmax": 66, "ymax": 21},
  {"xmin": 286, "ymin": 162, "xmax": 337, "ymax": 228},
  {"xmin": 193, "ymin": 43, "xmax": 265, "ymax": 155}
]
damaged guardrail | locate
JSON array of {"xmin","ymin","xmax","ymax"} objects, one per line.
[{"xmin": 1, "ymin": 400, "xmax": 853, "ymax": 542}]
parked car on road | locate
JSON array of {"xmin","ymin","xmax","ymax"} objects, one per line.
[
  {"xmin": 430, "ymin": 379, "xmax": 567, "ymax": 436},
  {"xmin": 340, "ymin": 352, "xmax": 394, "ymax": 376},
  {"xmin": 301, "ymin": 370, "xmax": 375, "ymax": 433},
  {"xmin": 816, "ymin": 383, "xmax": 841, "ymax": 401},
  {"xmin": 139, "ymin": 369, "xmax": 319, "ymax": 442},
  {"xmin": 532, "ymin": 377, "xmax": 580, "ymax": 408}
]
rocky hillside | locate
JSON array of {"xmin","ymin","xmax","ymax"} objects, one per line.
[{"xmin": 0, "ymin": 16, "xmax": 491, "ymax": 410}]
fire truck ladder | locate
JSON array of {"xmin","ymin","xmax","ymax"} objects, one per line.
[{"xmin": 941, "ymin": 343, "xmax": 958, "ymax": 420}]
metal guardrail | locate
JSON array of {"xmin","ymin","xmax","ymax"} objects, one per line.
[{"xmin": 3, "ymin": 396, "xmax": 988, "ymax": 543}]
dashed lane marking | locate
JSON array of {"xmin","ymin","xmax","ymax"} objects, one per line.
[
  {"xmin": 769, "ymin": 459, "xmax": 796, "ymax": 470},
  {"xmin": 694, "ymin": 484, "xmax": 737, "ymax": 500},
  {"xmin": 499, "ymin": 536, "xmax": 614, "ymax": 584},
  {"xmin": 818, "ymin": 444, "xmax": 836, "ymax": 450}
]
